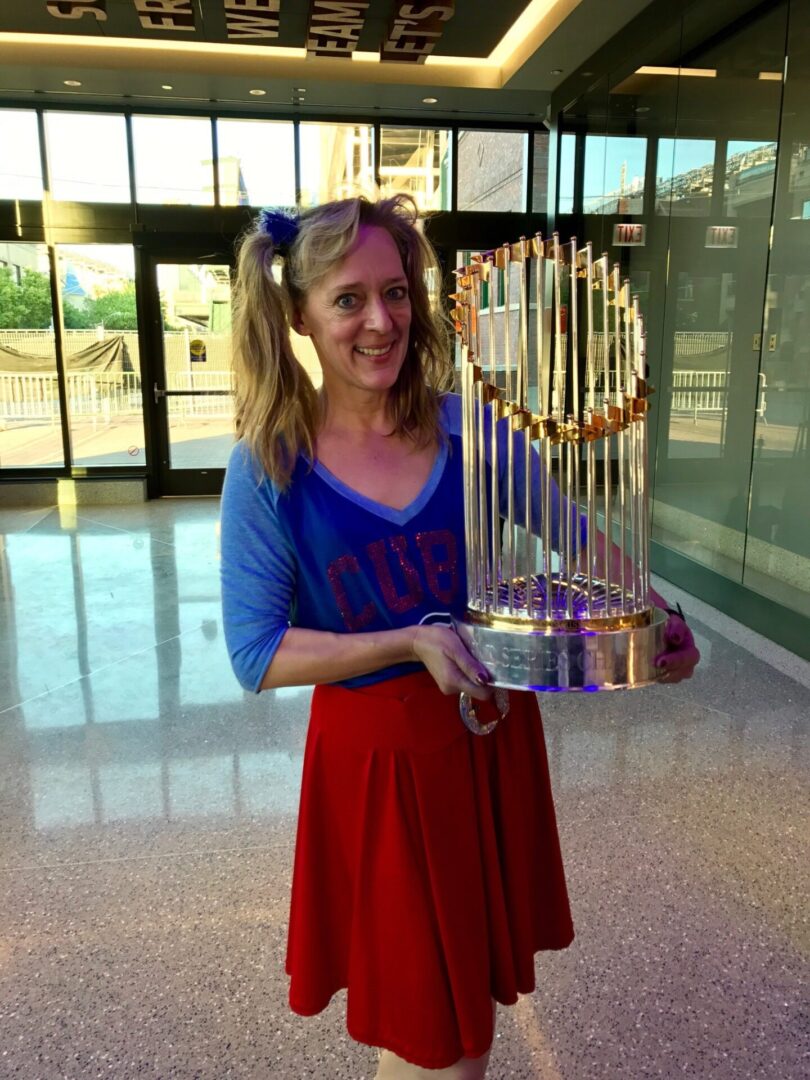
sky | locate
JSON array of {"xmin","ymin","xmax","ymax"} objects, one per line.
[{"xmin": 561, "ymin": 132, "xmax": 776, "ymax": 205}]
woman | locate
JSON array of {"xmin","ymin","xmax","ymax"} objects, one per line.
[{"xmin": 220, "ymin": 195, "xmax": 698, "ymax": 1079}]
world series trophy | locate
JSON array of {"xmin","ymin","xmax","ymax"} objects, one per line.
[{"xmin": 450, "ymin": 234, "xmax": 668, "ymax": 734}]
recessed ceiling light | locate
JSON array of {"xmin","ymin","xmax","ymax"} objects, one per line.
[
  {"xmin": 63, "ymin": 79, "xmax": 82, "ymax": 87},
  {"xmin": 162, "ymin": 84, "xmax": 173, "ymax": 90},
  {"xmin": 422, "ymin": 96, "xmax": 438, "ymax": 104},
  {"xmin": 550, "ymin": 69, "xmax": 563, "ymax": 76},
  {"xmin": 635, "ymin": 105, "xmax": 650, "ymax": 113},
  {"xmin": 581, "ymin": 70, "xmax": 594, "ymax": 77},
  {"xmin": 249, "ymin": 88, "xmax": 267, "ymax": 96},
  {"xmin": 295, "ymin": 87, "xmax": 307, "ymax": 93}
]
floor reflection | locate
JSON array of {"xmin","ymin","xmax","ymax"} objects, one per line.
[{"xmin": 0, "ymin": 498, "xmax": 807, "ymax": 1080}]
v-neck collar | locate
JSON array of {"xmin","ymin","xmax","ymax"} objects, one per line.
[{"xmin": 311, "ymin": 439, "xmax": 449, "ymax": 526}]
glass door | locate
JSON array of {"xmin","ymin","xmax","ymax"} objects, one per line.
[{"xmin": 144, "ymin": 250, "xmax": 235, "ymax": 496}]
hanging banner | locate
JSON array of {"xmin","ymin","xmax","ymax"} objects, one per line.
[
  {"xmin": 224, "ymin": 0, "xmax": 280, "ymax": 40},
  {"xmin": 37, "ymin": 1, "xmax": 455, "ymax": 51},
  {"xmin": 43, "ymin": 0, "xmax": 279, "ymax": 40},
  {"xmin": 46, "ymin": 1, "xmax": 108, "ymax": 20},
  {"xmin": 132, "ymin": 1, "xmax": 195, "ymax": 32},
  {"xmin": 381, "ymin": 1, "xmax": 455, "ymax": 63},
  {"xmin": 306, "ymin": 1, "xmax": 369, "ymax": 58}
]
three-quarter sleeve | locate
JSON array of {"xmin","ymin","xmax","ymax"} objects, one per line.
[{"xmin": 220, "ymin": 442, "xmax": 296, "ymax": 693}]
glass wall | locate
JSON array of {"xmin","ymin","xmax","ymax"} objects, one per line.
[
  {"xmin": 57, "ymin": 245, "xmax": 144, "ymax": 467},
  {"xmin": 156, "ymin": 261, "xmax": 234, "ymax": 470},
  {"xmin": 0, "ymin": 106, "xmax": 548, "ymax": 493},
  {"xmin": 746, "ymin": 0, "xmax": 810, "ymax": 616},
  {"xmin": 0, "ymin": 243, "xmax": 63, "ymax": 469},
  {"xmin": 555, "ymin": 0, "xmax": 809, "ymax": 629}
]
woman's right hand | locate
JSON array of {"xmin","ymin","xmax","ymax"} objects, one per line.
[{"xmin": 411, "ymin": 625, "xmax": 493, "ymax": 701}]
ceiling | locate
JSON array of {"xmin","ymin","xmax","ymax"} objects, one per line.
[{"xmin": 0, "ymin": 0, "xmax": 654, "ymax": 122}]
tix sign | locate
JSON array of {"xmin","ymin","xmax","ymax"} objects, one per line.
[
  {"xmin": 612, "ymin": 223, "xmax": 646, "ymax": 247},
  {"xmin": 381, "ymin": 1, "xmax": 455, "ymax": 63},
  {"xmin": 45, "ymin": 1, "xmax": 281, "ymax": 39},
  {"xmin": 705, "ymin": 225, "xmax": 738, "ymax": 249}
]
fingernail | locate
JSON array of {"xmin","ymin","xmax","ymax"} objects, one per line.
[{"xmin": 475, "ymin": 672, "xmax": 489, "ymax": 686}]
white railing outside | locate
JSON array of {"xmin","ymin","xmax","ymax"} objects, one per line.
[
  {"xmin": 0, "ymin": 331, "xmax": 754, "ymax": 428},
  {"xmin": 0, "ymin": 369, "xmax": 237, "ymax": 424},
  {"xmin": 670, "ymin": 369, "xmax": 767, "ymax": 421},
  {"xmin": 0, "ymin": 371, "xmax": 146, "ymax": 424},
  {"xmin": 671, "ymin": 369, "xmax": 728, "ymax": 418}
]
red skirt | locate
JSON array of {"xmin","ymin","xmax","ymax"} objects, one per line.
[{"xmin": 285, "ymin": 671, "xmax": 574, "ymax": 1069}]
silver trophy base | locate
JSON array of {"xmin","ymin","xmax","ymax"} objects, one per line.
[{"xmin": 454, "ymin": 607, "xmax": 669, "ymax": 692}]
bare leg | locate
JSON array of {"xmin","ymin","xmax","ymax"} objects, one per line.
[{"xmin": 373, "ymin": 1002, "xmax": 496, "ymax": 1080}]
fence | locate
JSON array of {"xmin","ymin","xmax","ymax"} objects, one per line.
[
  {"xmin": 1, "ymin": 331, "xmax": 755, "ymax": 428},
  {"xmin": 670, "ymin": 369, "xmax": 767, "ymax": 421},
  {"xmin": 671, "ymin": 370, "xmax": 729, "ymax": 418},
  {"xmin": 0, "ymin": 370, "xmax": 235, "ymax": 425}
]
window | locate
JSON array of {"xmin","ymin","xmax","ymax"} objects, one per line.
[
  {"xmin": 215, "ymin": 119, "xmax": 295, "ymax": 207},
  {"xmin": 379, "ymin": 126, "xmax": 451, "ymax": 212},
  {"xmin": 132, "ymin": 116, "xmax": 215, "ymax": 205},
  {"xmin": 45, "ymin": 112, "xmax": 130, "ymax": 203},
  {"xmin": 0, "ymin": 243, "xmax": 63, "ymax": 469},
  {"xmin": 57, "ymin": 245, "xmax": 144, "ymax": 467},
  {"xmin": 656, "ymin": 139, "xmax": 715, "ymax": 215},
  {"xmin": 558, "ymin": 133, "xmax": 576, "ymax": 214},
  {"xmin": 0, "ymin": 110, "xmax": 43, "ymax": 200},
  {"xmin": 725, "ymin": 140, "xmax": 777, "ymax": 217},
  {"xmin": 532, "ymin": 130, "xmax": 550, "ymax": 214},
  {"xmin": 457, "ymin": 130, "xmax": 527, "ymax": 212},
  {"xmin": 584, "ymin": 135, "xmax": 647, "ymax": 214},
  {"xmin": 298, "ymin": 123, "xmax": 374, "ymax": 207}
]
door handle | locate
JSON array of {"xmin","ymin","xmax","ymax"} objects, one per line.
[{"xmin": 154, "ymin": 382, "xmax": 166, "ymax": 404}]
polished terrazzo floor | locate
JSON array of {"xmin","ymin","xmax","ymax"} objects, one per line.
[{"xmin": 0, "ymin": 499, "xmax": 807, "ymax": 1079}]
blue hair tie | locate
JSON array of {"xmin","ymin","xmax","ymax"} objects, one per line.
[{"xmin": 258, "ymin": 207, "xmax": 300, "ymax": 252}]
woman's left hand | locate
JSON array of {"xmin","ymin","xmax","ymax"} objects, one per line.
[{"xmin": 654, "ymin": 610, "xmax": 700, "ymax": 683}]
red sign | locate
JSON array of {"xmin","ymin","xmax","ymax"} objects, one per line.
[
  {"xmin": 612, "ymin": 223, "xmax": 646, "ymax": 247},
  {"xmin": 705, "ymin": 226, "xmax": 738, "ymax": 249}
]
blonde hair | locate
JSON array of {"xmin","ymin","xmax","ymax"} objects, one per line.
[{"xmin": 231, "ymin": 194, "xmax": 452, "ymax": 488}]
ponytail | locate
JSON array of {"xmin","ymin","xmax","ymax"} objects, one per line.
[{"xmin": 231, "ymin": 228, "xmax": 320, "ymax": 489}]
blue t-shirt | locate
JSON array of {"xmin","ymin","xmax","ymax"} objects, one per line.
[{"xmin": 220, "ymin": 394, "xmax": 583, "ymax": 692}]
